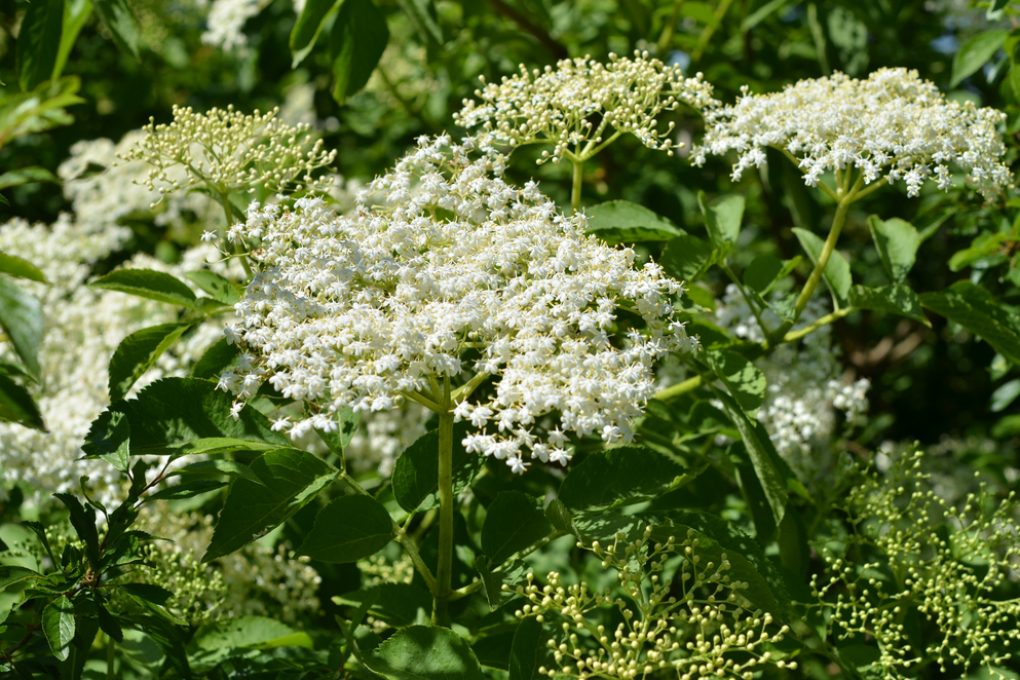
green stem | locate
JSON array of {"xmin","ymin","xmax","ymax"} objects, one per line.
[
  {"xmin": 783, "ymin": 307, "xmax": 852, "ymax": 343},
  {"xmin": 217, "ymin": 190, "xmax": 253, "ymax": 279},
  {"xmin": 570, "ymin": 159, "xmax": 584, "ymax": 213},
  {"xmin": 656, "ymin": 0, "xmax": 683, "ymax": 52},
  {"xmin": 692, "ymin": 0, "xmax": 735, "ymax": 62},
  {"xmin": 433, "ymin": 378, "xmax": 454, "ymax": 625},
  {"xmin": 653, "ymin": 374, "xmax": 703, "ymax": 402},
  {"xmin": 791, "ymin": 190, "xmax": 854, "ymax": 319}
]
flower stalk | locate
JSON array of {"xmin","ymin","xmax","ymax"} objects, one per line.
[{"xmin": 433, "ymin": 378, "xmax": 455, "ymax": 625}]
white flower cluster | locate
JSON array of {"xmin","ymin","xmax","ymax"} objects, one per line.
[
  {"xmin": 715, "ymin": 285, "xmax": 869, "ymax": 469},
  {"xmin": 693, "ymin": 68, "xmax": 1010, "ymax": 199},
  {"xmin": 0, "ymin": 220, "xmax": 235, "ymax": 506},
  {"xmin": 222, "ymin": 136, "xmax": 692, "ymax": 473},
  {"xmin": 200, "ymin": 0, "xmax": 261, "ymax": 52},
  {"xmin": 454, "ymin": 51, "xmax": 717, "ymax": 163}
]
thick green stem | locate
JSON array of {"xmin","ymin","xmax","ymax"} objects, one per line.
[
  {"xmin": 653, "ymin": 374, "xmax": 703, "ymax": 402},
  {"xmin": 570, "ymin": 159, "xmax": 584, "ymax": 213},
  {"xmin": 792, "ymin": 194, "xmax": 852, "ymax": 319},
  {"xmin": 433, "ymin": 379, "xmax": 454, "ymax": 625}
]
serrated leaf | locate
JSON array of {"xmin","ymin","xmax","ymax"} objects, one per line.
[
  {"xmin": 54, "ymin": 493, "xmax": 100, "ymax": 568},
  {"xmin": 559, "ymin": 447, "xmax": 686, "ymax": 510},
  {"xmin": 921, "ymin": 281, "xmax": 1020, "ymax": 366},
  {"xmin": 204, "ymin": 448, "xmax": 336, "ymax": 561},
  {"xmin": 698, "ymin": 192, "xmax": 744, "ymax": 251},
  {"xmin": 0, "ymin": 252, "xmax": 47, "ymax": 282},
  {"xmin": 94, "ymin": 0, "xmax": 141, "ymax": 57},
  {"xmin": 951, "ymin": 29, "xmax": 1008, "ymax": 87},
  {"xmin": 792, "ymin": 227, "xmax": 852, "ymax": 308},
  {"xmin": 108, "ymin": 323, "xmax": 191, "ymax": 402},
  {"xmin": 185, "ymin": 271, "xmax": 243, "ymax": 305},
  {"xmin": 365, "ymin": 625, "xmax": 484, "ymax": 680},
  {"xmin": 481, "ymin": 491, "xmax": 553, "ymax": 566},
  {"xmin": 0, "ymin": 373, "xmax": 45, "ymax": 430},
  {"xmin": 850, "ymin": 284, "xmax": 929, "ymax": 326},
  {"xmin": 660, "ymin": 233, "xmax": 715, "ymax": 281},
  {"xmin": 392, "ymin": 424, "xmax": 480, "ymax": 512},
  {"xmin": 328, "ymin": 0, "xmax": 389, "ymax": 103},
  {"xmin": 91, "ymin": 269, "xmax": 197, "ymax": 307},
  {"xmin": 867, "ymin": 215, "xmax": 921, "ymax": 283},
  {"xmin": 290, "ymin": 0, "xmax": 339, "ymax": 66},
  {"xmin": 42, "ymin": 595, "xmax": 76, "ymax": 661},
  {"xmin": 124, "ymin": 378, "xmax": 284, "ymax": 455},
  {"xmin": 0, "ymin": 276, "xmax": 44, "ymax": 378},
  {"xmin": 585, "ymin": 200, "xmax": 684, "ymax": 244},
  {"xmin": 191, "ymin": 336, "xmax": 240, "ymax": 379},
  {"xmin": 708, "ymin": 349, "xmax": 767, "ymax": 411},
  {"xmin": 299, "ymin": 494, "xmax": 394, "ymax": 563},
  {"xmin": 715, "ymin": 391, "xmax": 789, "ymax": 528},
  {"xmin": 16, "ymin": 0, "xmax": 63, "ymax": 91}
]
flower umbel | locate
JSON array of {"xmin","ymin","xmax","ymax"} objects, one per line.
[
  {"xmin": 454, "ymin": 51, "xmax": 717, "ymax": 164},
  {"xmin": 693, "ymin": 67, "xmax": 1010, "ymax": 199},
  {"xmin": 221, "ymin": 136, "xmax": 692, "ymax": 472},
  {"xmin": 124, "ymin": 105, "xmax": 335, "ymax": 202}
]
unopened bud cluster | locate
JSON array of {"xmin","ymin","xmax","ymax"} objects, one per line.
[
  {"xmin": 693, "ymin": 68, "xmax": 1010, "ymax": 199},
  {"xmin": 125, "ymin": 105, "xmax": 335, "ymax": 201},
  {"xmin": 813, "ymin": 450, "xmax": 1020, "ymax": 677},
  {"xmin": 455, "ymin": 51, "xmax": 717, "ymax": 163},
  {"xmin": 508, "ymin": 525, "xmax": 794, "ymax": 678}
]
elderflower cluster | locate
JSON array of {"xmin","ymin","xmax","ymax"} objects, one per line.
[
  {"xmin": 124, "ymin": 105, "xmax": 335, "ymax": 202},
  {"xmin": 454, "ymin": 51, "xmax": 717, "ymax": 163},
  {"xmin": 509, "ymin": 525, "xmax": 794, "ymax": 679},
  {"xmin": 693, "ymin": 68, "xmax": 1010, "ymax": 199},
  {"xmin": 200, "ymin": 0, "xmax": 262, "ymax": 52},
  {"xmin": 136, "ymin": 502, "xmax": 322, "ymax": 624},
  {"xmin": 0, "ymin": 212, "xmax": 237, "ymax": 505},
  {"xmin": 813, "ymin": 450, "xmax": 1020, "ymax": 677},
  {"xmin": 713, "ymin": 285, "xmax": 869, "ymax": 474},
  {"xmin": 221, "ymin": 136, "xmax": 692, "ymax": 473}
]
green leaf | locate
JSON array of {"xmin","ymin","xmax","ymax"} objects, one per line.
[
  {"xmin": 585, "ymin": 200, "xmax": 684, "ymax": 244},
  {"xmin": 191, "ymin": 336, "xmax": 240, "ymax": 379},
  {"xmin": 290, "ymin": 0, "xmax": 339, "ymax": 66},
  {"xmin": 951, "ymin": 29, "xmax": 1008, "ymax": 87},
  {"xmin": 792, "ymin": 227, "xmax": 851, "ymax": 308},
  {"xmin": 0, "ymin": 77, "xmax": 83, "ymax": 143},
  {"xmin": 16, "ymin": 0, "xmax": 63, "ymax": 91},
  {"xmin": 392, "ymin": 424, "xmax": 481, "ymax": 513},
  {"xmin": 42, "ymin": 595, "xmax": 76, "ymax": 662},
  {"xmin": 185, "ymin": 271, "xmax": 243, "ymax": 305},
  {"xmin": 715, "ymin": 391, "xmax": 789, "ymax": 528},
  {"xmin": 55, "ymin": 0, "xmax": 93, "ymax": 81},
  {"xmin": 698, "ymin": 192, "xmax": 744, "ymax": 251},
  {"xmin": 708, "ymin": 349, "xmax": 767, "ymax": 411},
  {"xmin": 481, "ymin": 491, "xmax": 553, "ymax": 565},
  {"xmin": 559, "ymin": 447, "xmax": 686, "ymax": 511},
  {"xmin": 190, "ymin": 616, "xmax": 312, "ymax": 671},
  {"xmin": 849, "ymin": 284, "xmax": 930, "ymax": 326},
  {"xmin": 328, "ymin": 0, "xmax": 389, "ymax": 103},
  {"xmin": 0, "ymin": 167, "xmax": 58, "ymax": 193},
  {"xmin": 742, "ymin": 254, "xmax": 783, "ymax": 294},
  {"xmin": 949, "ymin": 231, "xmax": 1009, "ymax": 272},
  {"xmin": 298, "ymin": 494, "xmax": 394, "ymax": 563},
  {"xmin": 93, "ymin": 0, "xmax": 141, "ymax": 58},
  {"xmin": 108, "ymin": 323, "xmax": 191, "ymax": 402},
  {"xmin": 0, "ymin": 373, "xmax": 45, "ymax": 430},
  {"xmin": 54, "ymin": 493, "xmax": 99, "ymax": 567},
  {"xmin": 660, "ymin": 233, "xmax": 715, "ymax": 281},
  {"xmin": 0, "ymin": 276, "xmax": 44, "ymax": 377},
  {"xmin": 92, "ymin": 377, "xmax": 285, "ymax": 457},
  {"xmin": 333, "ymin": 583, "xmax": 432, "ymax": 627},
  {"xmin": 365, "ymin": 625, "xmax": 484, "ymax": 680},
  {"xmin": 203, "ymin": 448, "xmax": 336, "ymax": 561},
  {"xmin": 921, "ymin": 281, "xmax": 1020, "ymax": 366},
  {"xmin": 867, "ymin": 216, "xmax": 921, "ymax": 283},
  {"xmin": 394, "ymin": 0, "xmax": 443, "ymax": 46},
  {"xmin": 0, "ymin": 252, "xmax": 46, "ymax": 282},
  {"xmin": 91, "ymin": 269, "xmax": 197, "ymax": 307},
  {"xmin": 508, "ymin": 618, "xmax": 545, "ymax": 680}
]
